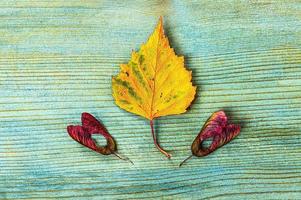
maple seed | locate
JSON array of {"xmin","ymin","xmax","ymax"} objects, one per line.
[
  {"xmin": 67, "ymin": 112, "xmax": 133, "ymax": 164},
  {"xmin": 179, "ymin": 110, "xmax": 241, "ymax": 167},
  {"xmin": 112, "ymin": 17, "xmax": 196, "ymax": 158}
]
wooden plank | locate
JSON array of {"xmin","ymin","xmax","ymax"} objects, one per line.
[{"xmin": 0, "ymin": 0, "xmax": 300, "ymax": 199}]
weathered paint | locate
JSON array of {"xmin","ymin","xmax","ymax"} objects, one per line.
[{"xmin": 0, "ymin": 0, "xmax": 301, "ymax": 199}]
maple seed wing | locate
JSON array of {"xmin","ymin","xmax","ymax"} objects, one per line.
[
  {"xmin": 81, "ymin": 112, "xmax": 111, "ymax": 138},
  {"xmin": 198, "ymin": 110, "xmax": 228, "ymax": 138},
  {"xmin": 67, "ymin": 125, "xmax": 83, "ymax": 139},
  {"xmin": 81, "ymin": 112, "xmax": 101, "ymax": 128},
  {"xmin": 112, "ymin": 17, "xmax": 196, "ymax": 120},
  {"xmin": 206, "ymin": 110, "xmax": 227, "ymax": 127},
  {"xmin": 223, "ymin": 124, "xmax": 241, "ymax": 144},
  {"xmin": 67, "ymin": 125, "xmax": 99, "ymax": 152}
]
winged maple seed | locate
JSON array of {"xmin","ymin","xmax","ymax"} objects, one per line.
[
  {"xmin": 179, "ymin": 110, "xmax": 241, "ymax": 167},
  {"xmin": 67, "ymin": 112, "xmax": 133, "ymax": 164},
  {"xmin": 112, "ymin": 17, "xmax": 196, "ymax": 158}
]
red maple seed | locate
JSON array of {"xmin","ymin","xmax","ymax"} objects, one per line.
[
  {"xmin": 67, "ymin": 112, "xmax": 133, "ymax": 164},
  {"xmin": 179, "ymin": 110, "xmax": 241, "ymax": 167}
]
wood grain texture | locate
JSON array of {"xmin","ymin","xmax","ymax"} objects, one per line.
[{"xmin": 0, "ymin": 0, "xmax": 301, "ymax": 199}]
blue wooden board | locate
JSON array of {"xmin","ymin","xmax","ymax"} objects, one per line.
[{"xmin": 0, "ymin": 1, "xmax": 301, "ymax": 199}]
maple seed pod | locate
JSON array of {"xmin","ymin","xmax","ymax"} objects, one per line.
[
  {"xmin": 179, "ymin": 110, "xmax": 241, "ymax": 167},
  {"xmin": 67, "ymin": 112, "xmax": 133, "ymax": 164}
]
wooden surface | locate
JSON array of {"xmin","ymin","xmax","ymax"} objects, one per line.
[{"xmin": 1, "ymin": 1, "xmax": 301, "ymax": 199}]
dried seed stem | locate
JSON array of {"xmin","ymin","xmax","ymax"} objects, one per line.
[
  {"xmin": 179, "ymin": 155, "xmax": 193, "ymax": 167},
  {"xmin": 113, "ymin": 152, "xmax": 134, "ymax": 165},
  {"xmin": 150, "ymin": 120, "xmax": 171, "ymax": 159}
]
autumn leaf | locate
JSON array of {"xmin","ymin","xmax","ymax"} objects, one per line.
[{"xmin": 112, "ymin": 17, "xmax": 196, "ymax": 158}]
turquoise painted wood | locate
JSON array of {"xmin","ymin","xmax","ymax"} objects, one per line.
[{"xmin": 1, "ymin": 1, "xmax": 301, "ymax": 199}]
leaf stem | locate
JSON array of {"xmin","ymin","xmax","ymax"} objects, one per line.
[{"xmin": 150, "ymin": 120, "xmax": 171, "ymax": 159}]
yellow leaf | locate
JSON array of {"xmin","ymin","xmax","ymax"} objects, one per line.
[{"xmin": 112, "ymin": 17, "xmax": 196, "ymax": 158}]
